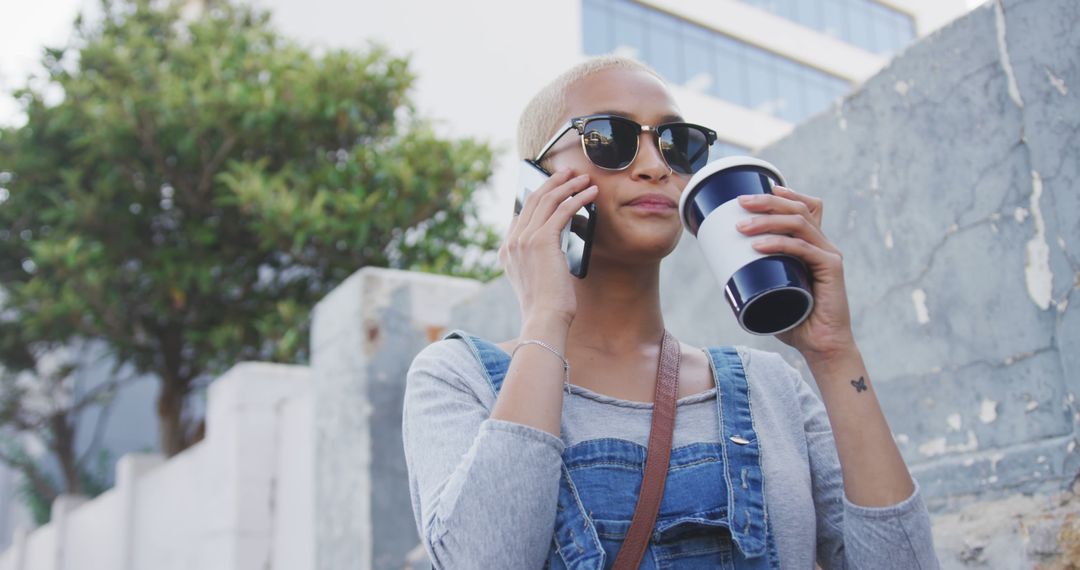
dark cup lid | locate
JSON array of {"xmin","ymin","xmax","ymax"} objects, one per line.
[{"xmin": 678, "ymin": 156, "xmax": 787, "ymax": 233}]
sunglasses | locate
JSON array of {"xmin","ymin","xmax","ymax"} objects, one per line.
[{"xmin": 535, "ymin": 114, "xmax": 718, "ymax": 175}]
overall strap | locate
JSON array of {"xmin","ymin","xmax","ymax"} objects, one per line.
[
  {"xmin": 611, "ymin": 329, "xmax": 681, "ymax": 570},
  {"xmin": 708, "ymin": 346, "xmax": 770, "ymax": 560},
  {"xmin": 441, "ymin": 329, "xmax": 508, "ymax": 397}
]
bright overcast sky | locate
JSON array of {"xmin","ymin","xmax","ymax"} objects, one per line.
[
  {"xmin": 0, "ymin": 0, "xmax": 97, "ymax": 127},
  {"xmin": 1, "ymin": 0, "xmax": 986, "ymax": 128}
]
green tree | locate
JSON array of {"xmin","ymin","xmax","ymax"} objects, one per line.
[{"xmin": 0, "ymin": 0, "xmax": 500, "ymax": 457}]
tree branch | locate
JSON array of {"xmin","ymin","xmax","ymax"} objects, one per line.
[
  {"xmin": 136, "ymin": 109, "xmax": 172, "ymax": 183},
  {"xmin": 197, "ymin": 132, "xmax": 238, "ymax": 198},
  {"xmin": 75, "ymin": 390, "xmax": 116, "ymax": 467},
  {"xmin": 68, "ymin": 372, "xmax": 137, "ymax": 415}
]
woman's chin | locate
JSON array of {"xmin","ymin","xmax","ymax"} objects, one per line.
[
  {"xmin": 627, "ymin": 225, "xmax": 682, "ymax": 249},
  {"xmin": 593, "ymin": 230, "xmax": 681, "ymax": 264}
]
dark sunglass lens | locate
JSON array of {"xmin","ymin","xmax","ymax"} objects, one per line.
[
  {"xmin": 660, "ymin": 125, "xmax": 710, "ymax": 174},
  {"xmin": 583, "ymin": 118, "xmax": 637, "ymax": 169}
]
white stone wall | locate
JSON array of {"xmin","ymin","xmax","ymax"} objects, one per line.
[{"xmin": 0, "ymin": 363, "xmax": 314, "ymax": 570}]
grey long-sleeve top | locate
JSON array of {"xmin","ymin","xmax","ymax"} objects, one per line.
[{"xmin": 402, "ymin": 338, "xmax": 939, "ymax": 569}]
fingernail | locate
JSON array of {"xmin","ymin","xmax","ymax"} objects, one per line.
[
  {"xmin": 738, "ymin": 194, "xmax": 759, "ymax": 204},
  {"xmin": 736, "ymin": 219, "xmax": 751, "ymax": 230}
]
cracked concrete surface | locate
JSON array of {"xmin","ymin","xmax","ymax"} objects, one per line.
[
  {"xmin": 743, "ymin": 0, "xmax": 1076, "ymax": 565},
  {"xmin": 933, "ymin": 480, "xmax": 1080, "ymax": 568},
  {"xmin": 744, "ymin": 0, "xmax": 1080, "ymax": 503}
]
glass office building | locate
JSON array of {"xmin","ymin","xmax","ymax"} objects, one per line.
[
  {"xmin": 738, "ymin": 0, "xmax": 916, "ymax": 54},
  {"xmin": 582, "ymin": 0, "xmax": 917, "ymax": 135}
]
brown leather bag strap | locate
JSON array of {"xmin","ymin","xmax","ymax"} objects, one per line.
[{"xmin": 611, "ymin": 329, "xmax": 680, "ymax": 570}]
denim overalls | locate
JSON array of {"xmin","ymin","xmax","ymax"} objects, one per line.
[{"xmin": 445, "ymin": 330, "xmax": 780, "ymax": 569}]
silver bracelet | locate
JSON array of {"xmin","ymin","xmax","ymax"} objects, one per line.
[{"xmin": 512, "ymin": 339, "xmax": 572, "ymax": 395}]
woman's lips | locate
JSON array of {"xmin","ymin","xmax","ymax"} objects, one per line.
[
  {"xmin": 625, "ymin": 194, "xmax": 677, "ymax": 212},
  {"xmin": 628, "ymin": 202, "xmax": 676, "ymax": 211}
]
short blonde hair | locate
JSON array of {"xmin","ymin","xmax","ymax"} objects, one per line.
[{"xmin": 516, "ymin": 55, "xmax": 665, "ymax": 163}]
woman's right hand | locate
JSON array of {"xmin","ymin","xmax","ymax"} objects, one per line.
[{"xmin": 498, "ymin": 168, "xmax": 598, "ymax": 326}]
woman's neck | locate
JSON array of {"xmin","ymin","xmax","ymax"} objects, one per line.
[{"xmin": 566, "ymin": 258, "xmax": 665, "ymax": 359}]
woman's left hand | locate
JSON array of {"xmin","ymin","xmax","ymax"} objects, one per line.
[{"xmin": 735, "ymin": 186, "xmax": 856, "ymax": 363}]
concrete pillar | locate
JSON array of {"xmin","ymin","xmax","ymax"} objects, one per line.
[
  {"xmin": 50, "ymin": 495, "xmax": 87, "ymax": 570},
  {"xmin": 202, "ymin": 362, "xmax": 310, "ymax": 570},
  {"xmin": 115, "ymin": 454, "xmax": 164, "ymax": 570},
  {"xmin": 311, "ymin": 267, "xmax": 481, "ymax": 570}
]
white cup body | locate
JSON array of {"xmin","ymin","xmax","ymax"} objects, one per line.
[{"xmin": 679, "ymin": 157, "xmax": 814, "ymax": 335}]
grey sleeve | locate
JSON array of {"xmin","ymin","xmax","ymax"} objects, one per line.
[
  {"xmin": 402, "ymin": 340, "xmax": 565, "ymax": 570},
  {"xmin": 788, "ymin": 364, "xmax": 940, "ymax": 570}
]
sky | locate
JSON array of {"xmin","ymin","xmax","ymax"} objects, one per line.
[
  {"xmin": 0, "ymin": 0, "xmax": 97, "ymax": 127},
  {"xmin": 0, "ymin": 0, "xmax": 986, "ymax": 127}
]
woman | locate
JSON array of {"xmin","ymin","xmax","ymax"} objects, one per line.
[{"xmin": 402, "ymin": 56, "xmax": 938, "ymax": 569}]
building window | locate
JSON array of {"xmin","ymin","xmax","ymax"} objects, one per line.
[
  {"xmin": 582, "ymin": 0, "xmax": 851, "ymax": 125},
  {"xmin": 739, "ymin": 0, "xmax": 916, "ymax": 55}
]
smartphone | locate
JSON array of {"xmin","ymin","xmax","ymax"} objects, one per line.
[{"xmin": 514, "ymin": 160, "xmax": 597, "ymax": 279}]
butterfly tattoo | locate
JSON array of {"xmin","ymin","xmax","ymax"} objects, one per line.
[{"xmin": 850, "ymin": 376, "xmax": 867, "ymax": 393}]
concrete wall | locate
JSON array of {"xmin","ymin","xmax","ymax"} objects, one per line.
[
  {"xmin": 0, "ymin": 363, "xmax": 314, "ymax": 570},
  {"xmin": 756, "ymin": 0, "xmax": 1079, "ymax": 505}
]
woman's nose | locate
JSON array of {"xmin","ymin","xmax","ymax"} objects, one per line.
[{"xmin": 629, "ymin": 132, "xmax": 670, "ymax": 181}]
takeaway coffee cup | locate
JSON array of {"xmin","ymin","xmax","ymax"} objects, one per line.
[{"xmin": 678, "ymin": 156, "xmax": 814, "ymax": 335}]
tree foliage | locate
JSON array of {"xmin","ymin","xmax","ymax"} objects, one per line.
[{"xmin": 0, "ymin": 0, "xmax": 500, "ymax": 456}]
